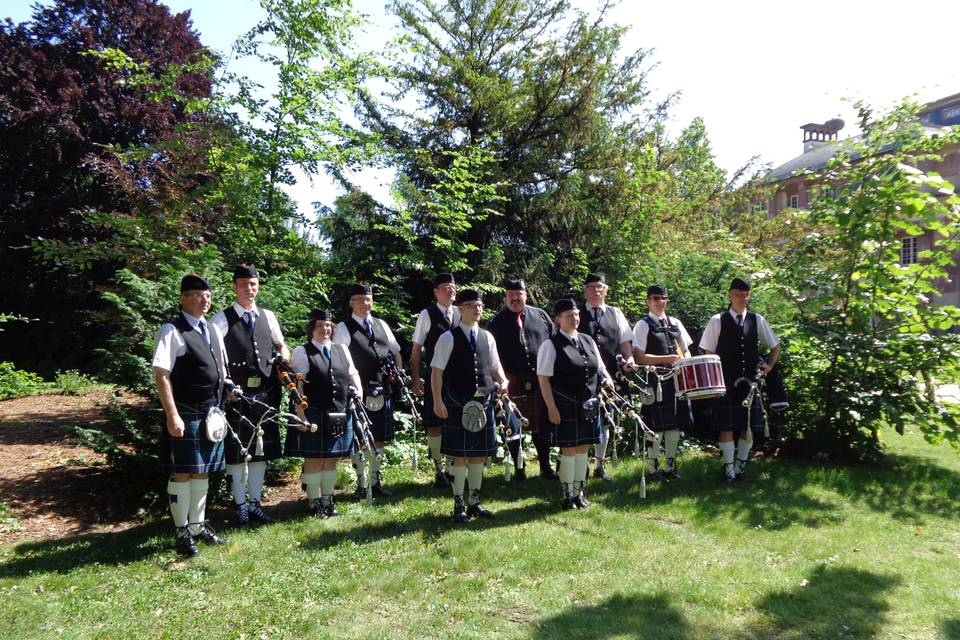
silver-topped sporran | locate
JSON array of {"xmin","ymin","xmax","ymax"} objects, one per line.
[
  {"xmin": 204, "ymin": 406, "xmax": 228, "ymax": 443},
  {"xmin": 461, "ymin": 400, "xmax": 486, "ymax": 432},
  {"xmin": 364, "ymin": 384, "xmax": 386, "ymax": 412}
]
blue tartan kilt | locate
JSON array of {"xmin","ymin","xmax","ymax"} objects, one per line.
[
  {"xmin": 641, "ymin": 377, "xmax": 693, "ymax": 432},
  {"xmin": 440, "ymin": 392, "xmax": 497, "ymax": 457},
  {"xmin": 423, "ymin": 379, "xmax": 443, "ymax": 430},
  {"xmin": 364, "ymin": 397, "xmax": 395, "ymax": 442},
  {"xmin": 542, "ymin": 390, "xmax": 601, "ymax": 448},
  {"xmin": 224, "ymin": 388, "xmax": 283, "ymax": 464},
  {"xmin": 284, "ymin": 407, "xmax": 354, "ymax": 459},
  {"xmin": 161, "ymin": 402, "xmax": 226, "ymax": 474},
  {"xmin": 711, "ymin": 393, "xmax": 764, "ymax": 432}
]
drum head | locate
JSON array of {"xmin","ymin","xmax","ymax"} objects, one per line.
[
  {"xmin": 461, "ymin": 401, "xmax": 486, "ymax": 432},
  {"xmin": 205, "ymin": 406, "xmax": 227, "ymax": 443}
]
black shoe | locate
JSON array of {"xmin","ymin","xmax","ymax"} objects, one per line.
[
  {"xmin": 248, "ymin": 500, "xmax": 273, "ymax": 524},
  {"xmin": 175, "ymin": 526, "xmax": 199, "ymax": 558},
  {"xmin": 513, "ymin": 467, "xmax": 527, "ymax": 482},
  {"xmin": 434, "ymin": 470, "xmax": 451, "ymax": 489},
  {"xmin": 540, "ymin": 465, "xmax": 559, "ymax": 481},
  {"xmin": 466, "ymin": 490, "xmax": 494, "ymax": 519},
  {"xmin": 371, "ymin": 483, "xmax": 393, "ymax": 497},
  {"xmin": 734, "ymin": 460, "xmax": 748, "ymax": 481},
  {"xmin": 722, "ymin": 464, "xmax": 736, "ymax": 484},
  {"xmin": 309, "ymin": 498, "xmax": 327, "ymax": 518},
  {"xmin": 193, "ymin": 521, "xmax": 226, "ymax": 545},
  {"xmin": 234, "ymin": 502, "xmax": 250, "ymax": 526},
  {"xmin": 593, "ymin": 465, "xmax": 613, "ymax": 482},
  {"xmin": 452, "ymin": 495, "xmax": 468, "ymax": 523},
  {"xmin": 323, "ymin": 497, "xmax": 339, "ymax": 518},
  {"xmin": 561, "ymin": 497, "xmax": 577, "ymax": 510},
  {"xmin": 573, "ymin": 487, "xmax": 590, "ymax": 510},
  {"xmin": 351, "ymin": 485, "xmax": 367, "ymax": 502}
]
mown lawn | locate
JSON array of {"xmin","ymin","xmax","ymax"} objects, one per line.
[{"xmin": 2, "ymin": 428, "xmax": 959, "ymax": 640}]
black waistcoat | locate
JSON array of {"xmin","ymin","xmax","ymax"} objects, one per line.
[
  {"xmin": 642, "ymin": 315, "xmax": 682, "ymax": 356},
  {"xmin": 487, "ymin": 305, "xmax": 553, "ymax": 378},
  {"xmin": 343, "ymin": 316, "xmax": 391, "ymax": 392},
  {"xmin": 423, "ymin": 305, "xmax": 454, "ymax": 364},
  {"xmin": 549, "ymin": 332, "xmax": 599, "ymax": 399},
  {"xmin": 303, "ymin": 342, "xmax": 351, "ymax": 413},
  {"xmin": 222, "ymin": 306, "xmax": 274, "ymax": 384},
  {"xmin": 169, "ymin": 314, "xmax": 224, "ymax": 405},
  {"xmin": 578, "ymin": 303, "xmax": 622, "ymax": 372},
  {"xmin": 444, "ymin": 328, "xmax": 495, "ymax": 398},
  {"xmin": 716, "ymin": 310, "xmax": 760, "ymax": 395}
]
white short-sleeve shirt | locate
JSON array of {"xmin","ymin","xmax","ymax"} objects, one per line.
[
  {"xmin": 632, "ymin": 313, "xmax": 693, "ymax": 353},
  {"xmin": 699, "ymin": 309, "xmax": 779, "ymax": 353},
  {"xmin": 582, "ymin": 303, "xmax": 633, "ymax": 345},
  {"xmin": 412, "ymin": 304, "xmax": 461, "ymax": 345},
  {"xmin": 430, "ymin": 325, "xmax": 502, "ymax": 372},
  {"xmin": 152, "ymin": 312, "xmax": 229, "ymax": 379},
  {"xmin": 536, "ymin": 331, "xmax": 610, "ymax": 381}
]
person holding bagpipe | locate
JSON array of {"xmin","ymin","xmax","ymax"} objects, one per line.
[
  {"xmin": 430, "ymin": 289, "xmax": 509, "ymax": 522},
  {"xmin": 631, "ymin": 285, "xmax": 694, "ymax": 480},
  {"xmin": 537, "ymin": 298, "xmax": 614, "ymax": 511},
  {"xmin": 153, "ymin": 274, "xmax": 239, "ymax": 558},
  {"xmin": 286, "ymin": 308, "xmax": 364, "ymax": 517},
  {"xmin": 411, "ymin": 272, "xmax": 461, "ymax": 488},
  {"xmin": 333, "ymin": 283, "xmax": 403, "ymax": 500},
  {"xmin": 487, "ymin": 278, "xmax": 556, "ymax": 481},
  {"xmin": 210, "ymin": 264, "xmax": 290, "ymax": 526},
  {"xmin": 699, "ymin": 278, "xmax": 780, "ymax": 483},
  {"xmin": 578, "ymin": 272, "xmax": 635, "ymax": 482}
]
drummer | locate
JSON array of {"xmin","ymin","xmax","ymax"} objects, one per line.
[
  {"xmin": 699, "ymin": 278, "xmax": 779, "ymax": 483},
  {"xmin": 631, "ymin": 285, "xmax": 694, "ymax": 480}
]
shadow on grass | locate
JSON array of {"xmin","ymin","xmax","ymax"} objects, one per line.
[
  {"xmin": 942, "ymin": 618, "xmax": 960, "ymax": 640},
  {"xmin": 0, "ymin": 520, "xmax": 168, "ymax": 577},
  {"xmin": 530, "ymin": 592, "xmax": 691, "ymax": 640},
  {"xmin": 751, "ymin": 565, "xmax": 899, "ymax": 639}
]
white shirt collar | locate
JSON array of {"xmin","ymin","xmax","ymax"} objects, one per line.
[
  {"xmin": 233, "ymin": 301, "xmax": 258, "ymax": 317},
  {"xmin": 181, "ymin": 311, "xmax": 204, "ymax": 328},
  {"xmin": 648, "ymin": 312, "xmax": 667, "ymax": 322},
  {"xmin": 728, "ymin": 308, "xmax": 747, "ymax": 320},
  {"xmin": 459, "ymin": 323, "xmax": 478, "ymax": 336},
  {"xmin": 352, "ymin": 313, "xmax": 371, "ymax": 324},
  {"xmin": 436, "ymin": 302, "xmax": 453, "ymax": 313},
  {"xmin": 586, "ymin": 302, "xmax": 607, "ymax": 312},
  {"xmin": 310, "ymin": 338, "xmax": 332, "ymax": 349},
  {"xmin": 560, "ymin": 329, "xmax": 579, "ymax": 340}
]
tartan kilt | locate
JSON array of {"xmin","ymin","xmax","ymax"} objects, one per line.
[
  {"xmin": 225, "ymin": 386, "xmax": 283, "ymax": 464},
  {"xmin": 640, "ymin": 377, "xmax": 693, "ymax": 433},
  {"xmin": 440, "ymin": 392, "xmax": 497, "ymax": 457},
  {"xmin": 543, "ymin": 390, "xmax": 601, "ymax": 448},
  {"xmin": 161, "ymin": 402, "xmax": 226, "ymax": 474},
  {"xmin": 506, "ymin": 373, "xmax": 544, "ymax": 433},
  {"xmin": 711, "ymin": 393, "xmax": 764, "ymax": 432},
  {"xmin": 284, "ymin": 407, "xmax": 354, "ymax": 458},
  {"xmin": 363, "ymin": 397, "xmax": 396, "ymax": 442},
  {"xmin": 423, "ymin": 379, "xmax": 443, "ymax": 430}
]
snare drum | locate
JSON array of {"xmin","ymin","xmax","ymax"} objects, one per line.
[{"xmin": 672, "ymin": 355, "xmax": 726, "ymax": 400}]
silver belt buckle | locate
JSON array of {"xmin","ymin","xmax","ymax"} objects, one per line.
[{"xmin": 246, "ymin": 377, "xmax": 261, "ymax": 389}]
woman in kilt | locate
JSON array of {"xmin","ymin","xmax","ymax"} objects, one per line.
[
  {"xmin": 537, "ymin": 299, "xmax": 613, "ymax": 510},
  {"xmin": 430, "ymin": 289, "xmax": 509, "ymax": 522},
  {"xmin": 287, "ymin": 308, "xmax": 363, "ymax": 517}
]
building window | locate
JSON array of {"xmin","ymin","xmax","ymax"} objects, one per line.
[
  {"xmin": 789, "ymin": 194, "xmax": 799, "ymax": 208},
  {"xmin": 943, "ymin": 105, "xmax": 960, "ymax": 121},
  {"xmin": 753, "ymin": 200, "xmax": 768, "ymax": 213},
  {"xmin": 900, "ymin": 237, "xmax": 918, "ymax": 265}
]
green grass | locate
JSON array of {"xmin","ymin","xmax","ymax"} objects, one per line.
[{"xmin": 2, "ymin": 429, "xmax": 959, "ymax": 640}]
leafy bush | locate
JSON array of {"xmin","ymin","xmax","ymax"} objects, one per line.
[
  {"xmin": 53, "ymin": 370, "xmax": 103, "ymax": 396},
  {"xmin": 0, "ymin": 362, "xmax": 46, "ymax": 400}
]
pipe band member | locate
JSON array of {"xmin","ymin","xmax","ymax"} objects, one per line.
[
  {"xmin": 334, "ymin": 282, "xmax": 403, "ymax": 500},
  {"xmin": 210, "ymin": 263, "xmax": 290, "ymax": 526},
  {"xmin": 487, "ymin": 277, "xmax": 556, "ymax": 481},
  {"xmin": 153, "ymin": 274, "xmax": 236, "ymax": 558},
  {"xmin": 430, "ymin": 288, "xmax": 509, "ymax": 522},
  {"xmin": 538, "ymin": 298, "xmax": 613, "ymax": 511},
  {"xmin": 631, "ymin": 284, "xmax": 694, "ymax": 480},
  {"xmin": 699, "ymin": 278, "xmax": 780, "ymax": 483},
  {"xmin": 287, "ymin": 308, "xmax": 363, "ymax": 517},
  {"xmin": 411, "ymin": 272, "xmax": 460, "ymax": 488},
  {"xmin": 579, "ymin": 272, "xmax": 635, "ymax": 481}
]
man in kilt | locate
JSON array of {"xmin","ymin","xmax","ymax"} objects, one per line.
[
  {"xmin": 211, "ymin": 264, "xmax": 290, "ymax": 525},
  {"xmin": 537, "ymin": 299, "xmax": 613, "ymax": 510},
  {"xmin": 411, "ymin": 273, "xmax": 460, "ymax": 487},
  {"xmin": 487, "ymin": 278, "xmax": 556, "ymax": 481},
  {"xmin": 287, "ymin": 308, "xmax": 363, "ymax": 517},
  {"xmin": 430, "ymin": 289, "xmax": 509, "ymax": 522},
  {"xmin": 334, "ymin": 283, "xmax": 403, "ymax": 499},
  {"xmin": 632, "ymin": 285, "xmax": 694, "ymax": 480},
  {"xmin": 699, "ymin": 278, "xmax": 780, "ymax": 483},
  {"xmin": 153, "ymin": 274, "xmax": 237, "ymax": 558}
]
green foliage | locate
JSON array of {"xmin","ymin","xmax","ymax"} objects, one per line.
[
  {"xmin": 0, "ymin": 502, "xmax": 21, "ymax": 534},
  {"xmin": 52, "ymin": 370, "xmax": 103, "ymax": 396},
  {"xmin": 772, "ymin": 101, "xmax": 960, "ymax": 459},
  {"xmin": 0, "ymin": 362, "xmax": 46, "ymax": 400}
]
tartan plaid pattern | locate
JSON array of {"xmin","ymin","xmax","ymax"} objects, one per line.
[
  {"xmin": 284, "ymin": 408, "xmax": 354, "ymax": 458},
  {"xmin": 225, "ymin": 389, "xmax": 283, "ymax": 464},
  {"xmin": 160, "ymin": 403, "xmax": 225, "ymax": 474},
  {"xmin": 543, "ymin": 390, "xmax": 601, "ymax": 447},
  {"xmin": 440, "ymin": 392, "xmax": 497, "ymax": 457},
  {"xmin": 640, "ymin": 378, "xmax": 693, "ymax": 433},
  {"xmin": 506, "ymin": 373, "xmax": 544, "ymax": 433},
  {"xmin": 710, "ymin": 394, "xmax": 764, "ymax": 432},
  {"xmin": 366, "ymin": 397, "xmax": 396, "ymax": 442}
]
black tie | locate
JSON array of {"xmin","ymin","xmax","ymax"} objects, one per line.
[
  {"xmin": 736, "ymin": 313, "xmax": 744, "ymax": 330},
  {"xmin": 244, "ymin": 311, "xmax": 255, "ymax": 332},
  {"xmin": 659, "ymin": 318, "xmax": 667, "ymax": 328},
  {"xmin": 469, "ymin": 329, "xmax": 477, "ymax": 351}
]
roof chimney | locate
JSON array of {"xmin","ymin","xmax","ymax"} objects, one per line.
[{"xmin": 800, "ymin": 118, "xmax": 844, "ymax": 153}]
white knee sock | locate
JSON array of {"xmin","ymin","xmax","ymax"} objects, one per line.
[
  {"xmin": 737, "ymin": 432, "xmax": 753, "ymax": 462},
  {"xmin": 226, "ymin": 463, "xmax": 247, "ymax": 505},
  {"xmin": 320, "ymin": 469, "xmax": 337, "ymax": 497},
  {"xmin": 167, "ymin": 479, "xmax": 191, "ymax": 528},
  {"xmin": 664, "ymin": 430, "xmax": 680, "ymax": 465},
  {"xmin": 428, "ymin": 435, "xmax": 442, "ymax": 462},
  {"xmin": 467, "ymin": 462, "xmax": 484, "ymax": 503},
  {"xmin": 247, "ymin": 461, "xmax": 267, "ymax": 503},
  {"xmin": 559, "ymin": 455, "xmax": 575, "ymax": 497},
  {"xmin": 574, "ymin": 452, "xmax": 589, "ymax": 483},
  {"xmin": 301, "ymin": 472, "xmax": 322, "ymax": 501},
  {"xmin": 647, "ymin": 433, "xmax": 662, "ymax": 465},
  {"xmin": 595, "ymin": 428, "xmax": 608, "ymax": 465},
  {"xmin": 451, "ymin": 464, "xmax": 466, "ymax": 497},
  {"xmin": 719, "ymin": 440, "xmax": 735, "ymax": 464},
  {"xmin": 370, "ymin": 455, "xmax": 381, "ymax": 486},
  {"xmin": 351, "ymin": 452, "xmax": 366, "ymax": 487},
  {"xmin": 188, "ymin": 478, "xmax": 208, "ymax": 534}
]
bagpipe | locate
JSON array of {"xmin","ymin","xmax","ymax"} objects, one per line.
[
  {"xmin": 493, "ymin": 383, "xmax": 530, "ymax": 481},
  {"xmin": 223, "ymin": 391, "xmax": 317, "ymax": 461},
  {"xmin": 598, "ymin": 373, "xmax": 660, "ymax": 498},
  {"xmin": 346, "ymin": 384, "xmax": 383, "ymax": 506},
  {"xmin": 379, "ymin": 355, "xmax": 421, "ymax": 470},
  {"xmin": 733, "ymin": 358, "xmax": 788, "ymax": 438},
  {"xmin": 272, "ymin": 354, "xmax": 309, "ymax": 411}
]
